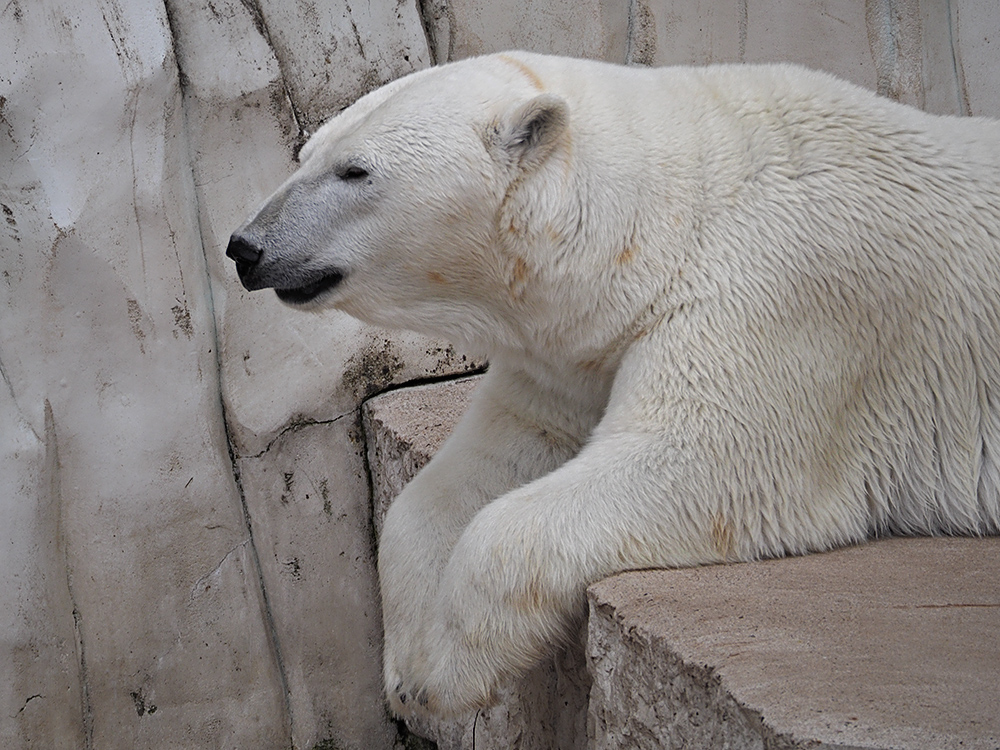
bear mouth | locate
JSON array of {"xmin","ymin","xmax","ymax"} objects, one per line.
[{"xmin": 274, "ymin": 271, "xmax": 344, "ymax": 305}]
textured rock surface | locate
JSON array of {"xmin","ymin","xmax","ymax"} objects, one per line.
[
  {"xmin": 364, "ymin": 377, "xmax": 483, "ymax": 542},
  {"xmin": 442, "ymin": 0, "xmax": 631, "ymax": 63},
  {"xmin": 588, "ymin": 538, "xmax": 1000, "ymax": 750},
  {"xmin": 1, "ymin": 2, "xmax": 287, "ymax": 747},
  {"xmin": 1, "ymin": 0, "xmax": 998, "ymax": 748}
]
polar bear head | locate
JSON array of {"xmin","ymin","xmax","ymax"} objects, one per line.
[{"xmin": 228, "ymin": 54, "xmax": 573, "ymax": 345}]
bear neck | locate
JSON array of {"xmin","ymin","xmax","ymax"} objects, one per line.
[{"xmin": 482, "ymin": 133, "xmax": 691, "ymax": 382}]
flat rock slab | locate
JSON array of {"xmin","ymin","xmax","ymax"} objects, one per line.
[
  {"xmin": 588, "ymin": 537, "xmax": 1000, "ymax": 750},
  {"xmin": 363, "ymin": 375, "xmax": 481, "ymax": 540}
]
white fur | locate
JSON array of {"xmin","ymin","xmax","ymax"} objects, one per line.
[{"xmin": 235, "ymin": 52, "xmax": 1000, "ymax": 717}]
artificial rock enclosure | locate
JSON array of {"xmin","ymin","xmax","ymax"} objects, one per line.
[{"xmin": 1, "ymin": 1, "xmax": 997, "ymax": 749}]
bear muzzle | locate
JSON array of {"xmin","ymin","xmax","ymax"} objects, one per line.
[
  {"xmin": 227, "ymin": 231, "xmax": 345, "ymax": 305},
  {"xmin": 273, "ymin": 271, "xmax": 344, "ymax": 305}
]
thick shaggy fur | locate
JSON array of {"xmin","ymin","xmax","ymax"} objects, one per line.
[{"xmin": 229, "ymin": 52, "xmax": 1000, "ymax": 717}]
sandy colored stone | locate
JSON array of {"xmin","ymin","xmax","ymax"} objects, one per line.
[
  {"xmin": 589, "ymin": 537, "xmax": 1000, "ymax": 750},
  {"xmin": 364, "ymin": 376, "xmax": 481, "ymax": 540}
]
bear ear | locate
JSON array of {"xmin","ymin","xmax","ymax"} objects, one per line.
[{"xmin": 497, "ymin": 93, "xmax": 569, "ymax": 171}]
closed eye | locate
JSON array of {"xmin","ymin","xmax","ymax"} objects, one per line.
[{"xmin": 339, "ymin": 165, "xmax": 370, "ymax": 181}]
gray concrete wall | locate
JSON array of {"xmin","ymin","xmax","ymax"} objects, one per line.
[{"xmin": 0, "ymin": 1, "xmax": 997, "ymax": 749}]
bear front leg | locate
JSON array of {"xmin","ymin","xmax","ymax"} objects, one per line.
[
  {"xmin": 402, "ymin": 431, "xmax": 725, "ymax": 716},
  {"xmin": 379, "ymin": 368, "xmax": 589, "ymax": 717}
]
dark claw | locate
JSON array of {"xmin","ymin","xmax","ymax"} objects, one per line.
[
  {"xmin": 397, "ymin": 690, "xmax": 408, "ymax": 705},
  {"xmin": 417, "ymin": 690, "xmax": 429, "ymax": 707}
]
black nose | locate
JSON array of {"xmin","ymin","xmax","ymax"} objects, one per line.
[{"xmin": 226, "ymin": 233, "xmax": 262, "ymax": 266}]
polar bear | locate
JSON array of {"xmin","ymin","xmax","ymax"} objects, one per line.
[{"xmin": 228, "ymin": 51, "xmax": 1000, "ymax": 718}]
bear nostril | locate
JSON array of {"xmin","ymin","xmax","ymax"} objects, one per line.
[{"xmin": 226, "ymin": 234, "xmax": 263, "ymax": 265}]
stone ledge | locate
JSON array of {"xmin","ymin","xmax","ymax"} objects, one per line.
[
  {"xmin": 588, "ymin": 538, "xmax": 1000, "ymax": 750},
  {"xmin": 363, "ymin": 377, "xmax": 1000, "ymax": 750},
  {"xmin": 363, "ymin": 376, "xmax": 482, "ymax": 541}
]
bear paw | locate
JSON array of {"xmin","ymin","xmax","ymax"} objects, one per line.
[
  {"xmin": 385, "ymin": 543, "xmax": 573, "ymax": 717},
  {"xmin": 386, "ymin": 614, "xmax": 502, "ymax": 719}
]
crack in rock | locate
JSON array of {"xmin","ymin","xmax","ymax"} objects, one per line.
[
  {"xmin": 190, "ymin": 539, "xmax": 251, "ymax": 600},
  {"xmin": 244, "ymin": 413, "xmax": 349, "ymax": 461},
  {"xmin": 16, "ymin": 694, "xmax": 43, "ymax": 716}
]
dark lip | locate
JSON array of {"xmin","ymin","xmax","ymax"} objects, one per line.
[{"xmin": 274, "ymin": 272, "xmax": 344, "ymax": 304}]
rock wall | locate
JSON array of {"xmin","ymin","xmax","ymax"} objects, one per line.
[{"xmin": 0, "ymin": 1, "xmax": 996, "ymax": 749}]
